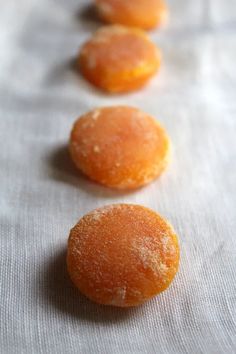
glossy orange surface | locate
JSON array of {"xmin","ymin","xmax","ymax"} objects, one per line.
[
  {"xmin": 96, "ymin": 0, "xmax": 169, "ymax": 29},
  {"xmin": 78, "ymin": 26, "xmax": 161, "ymax": 93},
  {"xmin": 69, "ymin": 106, "xmax": 170, "ymax": 189}
]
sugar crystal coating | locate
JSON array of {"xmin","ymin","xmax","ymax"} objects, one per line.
[
  {"xmin": 69, "ymin": 106, "xmax": 170, "ymax": 189},
  {"xmin": 78, "ymin": 25, "xmax": 161, "ymax": 93},
  {"xmin": 67, "ymin": 204, "xmax": 180, "ymax": 307}
]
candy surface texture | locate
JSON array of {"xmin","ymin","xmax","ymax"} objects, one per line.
[
  {"xmin": 79, "ymin": 26, "xmax": 161, "ymax": 92},
  {"xmin": 67, "ymin": 204, "xmax": 180, "ymax": 307},
  {"xmin": 96, "ymin": 0, "xmax": 169, "ymax": 29},
  {"xmin": 69, "ymin": 106, "xmax": 170, "ymax": 189}
]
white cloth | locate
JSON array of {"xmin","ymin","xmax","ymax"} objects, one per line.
[{"xmin": 0, "ymin": 1, "xmax": 235, "ymax": 353}]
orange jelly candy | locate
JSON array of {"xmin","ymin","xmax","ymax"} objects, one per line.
[
  {"xmin": 78, "ymin": 25, "xmax": 161, "ymax": 93},
  {"xmin": 69, "ymin": 106, "xmax": 170, "ymax": 189},
  {"xmin": 95, "ymin": 0, "xmax": 168, "ymax": 30},
  {"xmin": 67, "ymin": 204, "xmax": 180, "ymax": 307}
]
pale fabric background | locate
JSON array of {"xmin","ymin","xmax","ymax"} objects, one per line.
[{"xmin": 0, "ymin": 0, "xmax": 236, "ymax": 353}]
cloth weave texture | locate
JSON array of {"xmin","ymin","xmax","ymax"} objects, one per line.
[{"xmin": 0, "ymin": 0, "xmax": 235, "ymax": 353}]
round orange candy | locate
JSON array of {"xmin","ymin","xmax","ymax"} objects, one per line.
[
  {"xmin": 78, "ymin": 25, "xmax": 161, "ymax": 93},
  {"xmin": 67, "ymin": 204, "xmax": 180, "ymax": 307},
  {"xmin": 95, "ymin": 0, "xmax": 168, "ymax": 30},
  {"xmin": 69, "ymin": 106, "xmax": 170, "ymax": 189}
]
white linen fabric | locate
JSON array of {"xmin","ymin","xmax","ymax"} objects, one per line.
[{"xmin": 0, "ymin": 1, "xmax": 235, "ymax": 353}]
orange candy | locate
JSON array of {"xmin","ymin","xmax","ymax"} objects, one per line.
[
  {"xmin": 78, "ymin": 25, "xmax": 161, "ymax": 93},
  {"xmin": 67, "ymin": 204, "xmax": 180, "ymax": 307},
  {"xmin": 95, "ymin": 0, "xmax": 168, "ymax": 30},
  {"xmin": 69, "ymin": 106, "xmax": 170, "ymax": 189}
]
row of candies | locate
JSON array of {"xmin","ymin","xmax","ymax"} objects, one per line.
[
  {"xmin": 79, "ymin": 0, "xmax": 168, "ymax": 93},
  {"xmin": 67, "ymin": 1, "xmax": 180, "ymax": 308}
]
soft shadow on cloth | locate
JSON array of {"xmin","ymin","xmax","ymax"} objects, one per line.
[
  {"xmin": 77, "ymin": 3, "xmax": 102, "ymax": 30},
  {"xmin": 43, "ymin": 58, "xmax": 107, "ymax": 97},
  {"xmin": 47, "ymin": 145, "xmax": 142, "ymax": 199}
]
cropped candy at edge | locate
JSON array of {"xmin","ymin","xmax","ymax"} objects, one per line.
[{"xmin": 95, "ymin": 0, "xmax": 169, "ymax": 30}]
